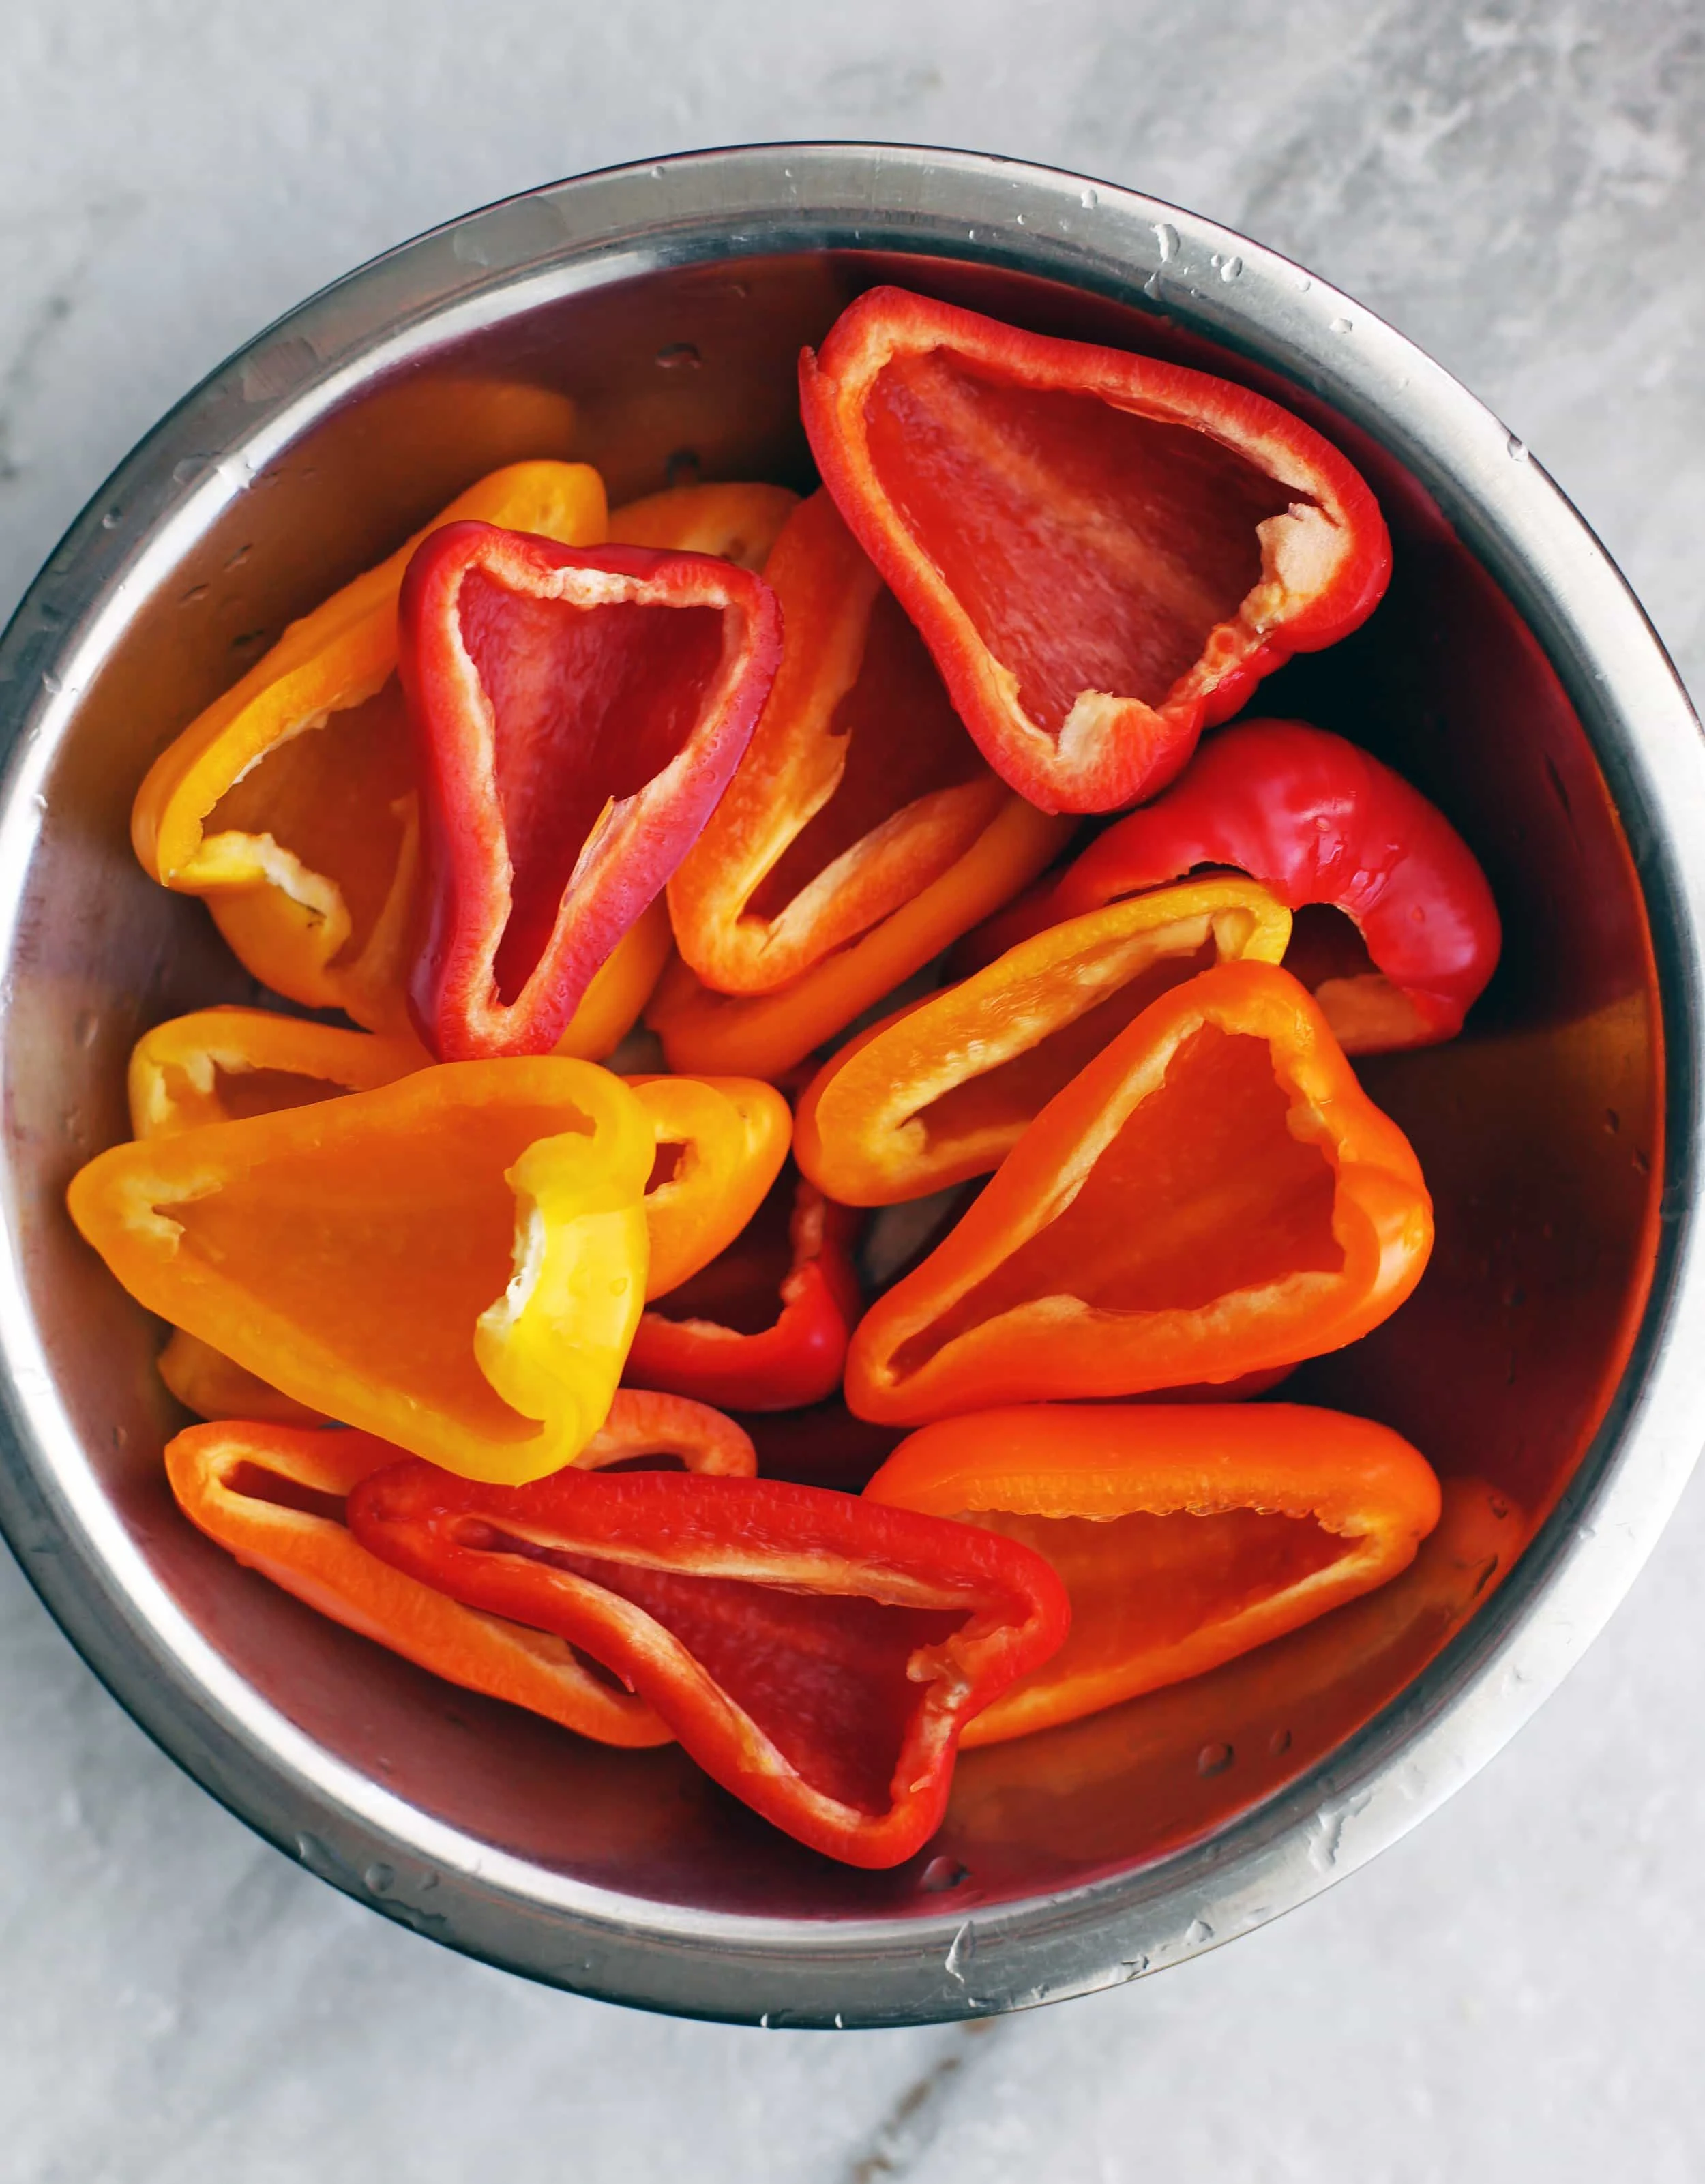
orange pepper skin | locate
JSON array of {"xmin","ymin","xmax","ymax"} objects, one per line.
[
  {"xmin": 347, "ymin": 1460, "xmax": 1070, "ymax": 1868},
  {"xmin": 625, "ymin": 1172, "xmax": 863, "ymax": 1411},
  {"xmin": 647, "ymin": 795, "xmax": 1076, "ymax": 1080},
  {"xmin": 128, "ymin": 1006, "xmax": 428, "ymax": 1138},
  {"xmin": 606, "ymin": 482, "xmax": 801, "ymax": 570},
  {"xmin": 863, "ymin": 1402, "xmax": 1440, "ymax": 1743},
  {"xmin": 68, "ymin": 1059, "xmax": 653, "ymax": 1484},
  {"xmin": 401, "ymin": 524, "xmax": 783, "ymax": 1059},
  {"xmin": 667, "ymin": 492, "xmax": 1009, "ymax": 997},
  {"xmin": 626, "ymin": 1073, "xmax": 792, "ymax": 1299},
  {"xmin": 800, "ymin": 288, "xmax": 1391, "ymax": 814},
  {"xmin": 165, "ymin": 1394, "xmax": 757, "ymax": 1750},
  {"xmin": 552, "ymin": 897, "xmax": 673, "ymax": 1061},
  {"xmin": 131, "ymin": 462, "xmax": 608, "ymax": 1033},
  {"xmin": 796, "ymin": 877, "xmax": 1292, "ymax": 1205},
  {"xmin": 844, "ymin": 960, "xmax": 1433, "ymax": 1423}
]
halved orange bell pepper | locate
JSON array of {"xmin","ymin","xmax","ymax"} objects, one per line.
[
  {"xmin": 863, "ymin": 1402, "xmax": 1440, "ymax": 1742},
  {"xmin": 165, "ymin": 1392, "xmax": 756, "ymax": 1750},
  {"xmin": 128, "ymin": 1007, "xmax": 427, "ymax": 1138},
  {"xmin": 606, "ymin": 481, "xmax": 801, "ymax": 570},
  {"xmin": 796, "ymin": 876, "xmax": 1292, "ymax": 1204},
  {"xmin": 625, "ymin": 1168, "xmax": 862, "ymax": 1411},
  {"xmin": 131, "ymin": 462, "xmax": 608, "ymax": 1033},
  {"xmin": 69, "ymin": 1059, "xmax": 653, "ymax": 1483},
  {"xmin": 801, "ymin": 287, "xmax": 1391, "ymax": 813},
  {"xmin": 844, "ymin": 960, "xmax": 1433, "ymax": 1423},
  {"xmin": 627, "ymin": 1073, "xmax": 791, "ymax": 1299},
  {"xmin": 158, "ymin": 1328, "xmax": 331, "ymax": 1427},
  {"xmin": 647, "ymin": 795, "xmax": 1074, "ymax": 1080},
  {"xmin": 667, "ymin": 492, "xmax": 1009, "ymax": 997},
  {"xmin": 347, "ymin": 1458, "xmax": 1069, "ymax": 1866}
]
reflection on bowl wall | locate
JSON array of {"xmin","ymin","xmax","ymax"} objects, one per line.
[{"xmin": 0, "ymin": 147, "xmax": 1697, "ymax": 2028}]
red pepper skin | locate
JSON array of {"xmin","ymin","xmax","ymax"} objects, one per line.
[
  {"xmin": 624, "ymin": 1174, "xmax": 863, "ymax": 1412},
  {"xmin": 981, "ymin": 720, "xmax": 1500, "ymax": 1051},
  {"xmin": 347, "ymin": 1464, "xmax": 1070, "ymax": 1868},
  {"xmin": 800, "ymin": 289, "xmax": 1391, "ymax": 814},
  {"xmin": 400, "ymin": 522, "xmax": 782, "ymax": 1059}
]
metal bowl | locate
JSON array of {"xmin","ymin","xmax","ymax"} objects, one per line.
[{"xmin": 1, "ymin": 144, "xmax": 1700, "ymax": 2027}]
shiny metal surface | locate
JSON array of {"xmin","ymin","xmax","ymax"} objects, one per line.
[{"xmin": 0, "ymin": 144, "xmax": 1699, "ymax": 2028}]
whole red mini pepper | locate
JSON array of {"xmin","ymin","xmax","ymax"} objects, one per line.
[
  {"xmin": 399, "ymin": 520, "xmax": 782, "ymax": 1059},
  {"xmin": 624, "ymin": 1168, "xmax": 863, "ymax": 1411},
  {"xmin": 800, "ymin": 288, "xmax": 1391, "ymax": 813},
  {"xmin": 347, "ymin": 1462, "xmax": 1070, "ymax": 1868},
  {"xmin": 976, "ymin": 719, "xmax": 1501, "ymax": 1052}
]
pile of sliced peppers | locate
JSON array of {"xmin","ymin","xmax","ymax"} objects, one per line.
[{"xmin": 72, "ymin": 290, "xmax": 1509, "ymax": 1871}]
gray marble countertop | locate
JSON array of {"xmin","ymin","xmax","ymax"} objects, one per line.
[{"xmin": 3, "ymin": 3, "xmax": 1702, "ymax": 2176}]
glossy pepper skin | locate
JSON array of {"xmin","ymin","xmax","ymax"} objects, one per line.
[
  {"xmin": 668, "ymin": 492, "xmax": 1007, "ymax": 997},
  {"xmin": 606, "ymin": 481, "xmax": 801, "ymax": 570},
  {"xmin": 795, "ymin": 876, "xmax": 1292, "ymax": 1205},
  {"xmin": 347, "ymin": 1462, "xmax": 1070, "ymax": 1868},
  {"xmin": 626, "ymin": 1074, "xmax": 792, "ymax": 1299},
  {"xmin": 845, "ymin": 960, "xmax": 1433, "ymax": 1423},
  {"xmin": 131, "ymin": 462, "xmax": 608, "ymax": 1033},
  {"xmin": 864, "ymin": 1402, "xmax": 1440, "ymax": 1743},
  {"xmin": 166, "ymin": 1393, "xmax": 756, "ymax": 1750},
  {"xmin": 128, "ymin": 1007, "xmax": 427, "ymax": 1139},
  {"xmin": 647, "ymin": 796, "xmax": 1074, "ymax": 1081},
  {"xmin": 979, "ymin": 719, "xmax": 1502, "ymax": 1052},
  {"xmin": 68, "ymin": 1059, "xmax": 653, "ymax": 1483},
  {"xmin": 400, "ymin": 522, "xmax": 783, "ymax": 1059},
  {"xmin": 800, "ymin": 288, "xmax": 1391, "ymax": 814},
  {"xmin": 625, "ymin": 1169, "xmax": 863, "ymax": 1411}
]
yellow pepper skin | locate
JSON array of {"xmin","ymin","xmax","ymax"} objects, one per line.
[
  {"xmin": 552, "ymin": 897, "xmax": 674, "ymax": 1062},
  {"xmin": 156, "ymin": 1328, "xmax": 331, "ymax": 1428},
  {"xmin": 68, "ymin": 1059, "xmax": 651, "ymax": 1484},
  {"xmin": 130, "ymin": 461, "xmax": 608, "ymax": 1033},
  {"xmin": 605, "ymin": 482, "xmax": 801, "ymax": 570},
  {"xmin": 627, "ymin": 1074, "xmax": 792, "ymax": 1299},
  {"xmin": 795, "ymin": 879, "xmax": 1292, "ymax": 1204}
]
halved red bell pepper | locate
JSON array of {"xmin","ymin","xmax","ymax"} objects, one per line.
[
  {"xmin": 668, "ymin": 490, "xmax": 1008, "ymax": 995},
  {"xmin": 863, "ymin": 1402, "xmax": 1440, "ymax": 1743},
  {"xmin": 978, "ymin": 719, "xmax": 1501, "ymax": 1051},
  {"xmin": 801, "ymin": 287, "xmax": 1391, "ymax": 813},
  {"xmin": 623, "ymin": 1166, "xmax": 862, "ymax": 1411},
  {"xmin": 346, "ymin": 1462, "xmax": 1069, "ymax": 1867},
  {"xmin": 166, "ymin": 1393, "xmax": 756, "ymax": 1751},
  {"xmin": 399, "ymin": 521, "xmax": 782, "ymax": 1059}
]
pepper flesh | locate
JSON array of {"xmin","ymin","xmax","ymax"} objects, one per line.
[
  {"xmin": 647, "ymin": 795, "xmax": 1074, "ymax": 1080},
  {"xmin": 800, "ymin": 288, "xmax": 1391, "ymax": 813},
  {"xmin": 128, "ymin": 1007, "xmax": 426, "ymax": 1138},
  {"xmin": 68, "ymin": 1058, "xmax": 653, "ymax": 1483},
  {"xmin": 864, "ymin": 1402, "xmax": 1440, "ymax": 1742},
  {"xmin": 844, "ymin": 960, "xmax": 1433, "ymax": 1423},
  {"xmin": 625, "ymin": 1168, "xmax": 863, "ymax": 1411},
  {"xmin": 606, "ymin": 481, "xmax": 801, "ymax": 570},
  {"xmin": 131, "ymin": 462, "xmax": 608, "ymax": 1032},
  {"xmin": 627, "ymin": 1074, "xmax": 792, "ymax": 1299},
  {"xmin": 400, "ymin": 522, "xmax": 782, "ymax": 1059},
  {"xmin": 165, "ymin": 1393, "xmax": 757, "ymax": 1750},
  {"xmin": 978, "ymin": 719, "xmax": 1501, "ymax": 1051},
  {"xmin": 796, "ymin": 876, "xmax": 1292, "ymax": 1204},
  {"xmin": 347, "ymin": 1462, "xmax": 1069, "ymax": 1867},
  {"xmin": 668, "ymin": 492, "xmax": 1008, "ymax": 996}
]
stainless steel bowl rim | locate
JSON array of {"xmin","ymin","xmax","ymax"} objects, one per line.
[{"xmin": 1, "ymin": 142, "xmax": 1701, "ymax": 2026}]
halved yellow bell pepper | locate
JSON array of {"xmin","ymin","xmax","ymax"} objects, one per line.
[{"xmin": 69, "ymin": 1059, "xmax": 651, "ymax": 1483}]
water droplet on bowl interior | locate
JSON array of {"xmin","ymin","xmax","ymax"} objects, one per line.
[
  {"xmin": 1219, "ymin": 256, "xmax": 1243, "ymax": 282},
  {"xmin": 1329, "ymin": 315, "xmax": 1354, "ymax": 335},
  {"xmin": 1507, "ymin": 433, "xmax": 1529, "ymax": 461},
  {"xmin": 655, "ymin": 342, "xmax": 702, "ymax": 372},
  {"xmin": 1198, "ymin": 1740, "xmax": 1234, "ymax": 1776},
  {"xmin": 919, "ymin": 1855, "xmax": 969, "ymax": 1892},
  {"xmin": 1153, "ymin": 221, "xmax": 1180, "ymax": 261},
  {"xmin": 364, "ymin": 1862, "xmax": 396, "ymax": 1895}
]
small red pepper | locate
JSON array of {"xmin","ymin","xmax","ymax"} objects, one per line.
[
  {"xmin": 399, "ymin": 521, "xmax": 782, "ymax": 1059},
  {"xmin": 801, "ymin": 288, "xmax": 1391, "ymax": 813},
  {"xmin": 979, "ymin": 719, "xmax": 1501, "ymax": 1052},
  {"xmin": 623, "ymin": 1168, "xmax": 863, "ymax": 1411},
  {"xmin": 347, "ymin": 1463, "xmax": 1070, "ymax": 1868}
]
